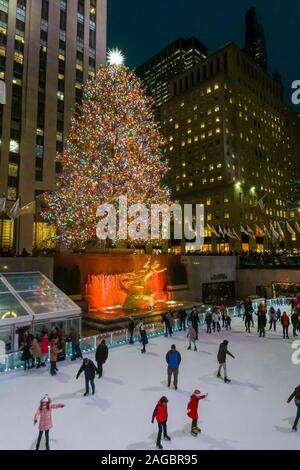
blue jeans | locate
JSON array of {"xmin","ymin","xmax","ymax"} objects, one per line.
[
  {"xmin": 72, "ymin": 343, "xmax": 82, "ymax": 359},
  {"xmin": 85, "ymin": 377, "xmax": 95, "ymax": 395},
  {"xmin": 293, "ymin": 402, "xmax": 300, "ymax": 429}
]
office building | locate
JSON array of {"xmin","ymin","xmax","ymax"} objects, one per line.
[
  {"xmin": 160, "ymin": 43, "xmax": 299, "ymax": 252},
  {"xmin": 0, "ymin": 0, "xmax": 107, "ymax": 252},
  {"xmin": 245, "ymin": 7, "xmax": 268, "ymax": 71},
  {"xmin": 136, "ymin": 37, "xmax": 207, "ymax": 109}
]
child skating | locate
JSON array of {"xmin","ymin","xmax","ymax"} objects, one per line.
[
  {"xmin": 187, "ymin": 390, "xmax": 208, "ymax": 436},
  {"xmin": 34, "ymin": 394, "xmax": 65, "ymax": 450}
]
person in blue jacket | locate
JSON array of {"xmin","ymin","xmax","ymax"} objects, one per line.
[{"xmin": 166, "ymin": 345, "xmax": 181, "ymax": 390}]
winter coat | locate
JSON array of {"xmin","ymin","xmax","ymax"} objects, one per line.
[
  {"xmin": 168, "ymin": 315, "xmax": 174, "ymax": 327},
  {"xmin": 225, "ymin": 316, "xmax": 231, "ymax": 325},
  {"xmin": 205, "ymin": 313, "xmax": 212, "ymax": 325},
  {"xmin": 166, "ymin": 350, "xmax": 181, "ymax": 369},
  {"xmin": 190, "ymin": 312, "xmax": 199, "ymax": 326},
  {"xmin": 71, "ymin": 330, "xmax": 80, "ymax": 345},
  {"xmin": 41, "ymin": 336, "xmax": 50, "ymax": 355},
  {"xmin": 212, "ymin": 312, "xmax": 220, "ymax": 323},
  {"xmin": 128, "ymin": 321, "xmax": 135, "ymax": 333},
  {"xmin": 288, "ymin": 385, "xmax": 300, "ymax": 404},
  {"xmin": 179, "ymin": 310, "xmax": 187, "ymax": 320},
  {"xmin": 291, "ymin": 313, "xmax": 299, "ymax": 326},
  {"xmin": 140, "ymin": 328, "xmax": 148, "ymax": 345},
  {"xmin": 281, "ymin": 315, "xmax": 290, "ymax": 327},
  {"xmin": 76, "ymin": 360, "xmax": 98, "ymax": 380},
  {"xmin": 217, "ymin": 342, "xmax": 234, "ymax": 364},
  {"xmin": 152, "ymin": 400, "xmax": 168, "ymax": 423},
  {"xmin": 187, "ymin": 325, "xmax": 196, "ymax": 340},
  {"xmin": 31, "ymin": 338, "xmax": 41, "ymax": 358},
  {"xmin": 187, "ymin": 393, "xmax": 206, "ymax": 420},
  {"xmin": 95, "ymin": 343, "xmax": 108, "ymax": 363},
  {"xmin": 34, "ymin": 403, "xmax": 64, "ymax": 431},
  {"xmin": 257, "ymin": 313, "xmax": 267, "ymax": 328},
  {"xmin": 50, "ymin": 340, "xmax": 60, "ymax": 362},
  {"xmin": 21, "ymin": 343, "xmax": 32, "ymax": 361}
]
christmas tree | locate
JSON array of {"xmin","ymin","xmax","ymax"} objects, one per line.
[{"xmin": 43, "ymin": 51, "xmax": 171, "ymax": 247}]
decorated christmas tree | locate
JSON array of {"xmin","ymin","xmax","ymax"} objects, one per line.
[{"xmin": 43, "ymin": 50, "xmax": 171, "ymax": 247}]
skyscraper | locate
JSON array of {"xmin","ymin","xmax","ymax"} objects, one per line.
[
  {"xmin": 136, "ymin": 37, "xmax": 207, "ymax": 109},
  {"xmin": 0, "ymin": 0, "xmax": 107, "ymax": 252},
  {"xmin": 245, "ymin": 7, "xmax": 268, "ymax": 70}
]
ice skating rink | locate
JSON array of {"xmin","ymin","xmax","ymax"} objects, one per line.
[{"xmin": 0, "ymin": 316, "xmax": 299, "ymax": 450}]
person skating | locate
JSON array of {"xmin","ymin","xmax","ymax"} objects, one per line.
[
  {"xmin": 128, "ymin": 317, "xmax": 135, "ymax": 344},
  {"xmin": 50, "ymin": 338, "xmax": 61, "ymax": 376},
  {"xmin": 21, "ymin": 340, "xmax": 32, "ymax": 371},
  {"xmin": 257, "ymin": 310, "xmax": 267, "ymax": 338},
  {"xmin": 187, "ymin": 390, "xmax": 208, "ymax": 436},
  {"xmin": 70, "ymin": 328, "xmax": 83, "ymax": 361},
  {"xmin": 243, "ymin": 310, "xmax": 252, "ymax": 333},
  {"xmin": 212, "ymin": 310, "xmax": 221, "ymax": 333},
  {"xmin": 291, "ymin": 311, "xmax": 299, "ymax": 338},
  {"xmin": 178, "ymin": 309, "xmax": 187, "ymax": 331},
  {"xmin": 287, "ymin": 384, "xmax": 300, "ymax": 431},
  {"xmin": 276, "ymin": 308, "xmax": 282, "ymax": 322},
  {"xmin": 40, "ymin": 332, "xmax": 50, "ymax": 367},
  {"xmin": 166, "ymin": 344, "xmax": 181, "ymax": 390},
  {"xmin": 34, "ymin": 394, "xmax": 65, "ymax": 450},
  {"xmin": 139, "ymin": 324, "xmax": 148, "ymax": 353},
  {"xmin": 217, "ymin": 340, "xmax": 235, "ymax": 383},
  {"xmin": 95, "ymin": 339, "xmax": 108, "ymax": 378},
  {"xmin": 151, "ymin": 396, "xmax": 171, "ymax": 449},
  {"xmin": 281, "ymin": 312, "xmax": 290, "ymax": 339},
  {"xmin": 268, "ymin": 307, "xmax": 277, "ymax": 331},
  {"xmin": 205, "ymin": 311, "xmax": 212, "ymax": 334},
  {"xmin": 162, "ymin": 313, "xmax": 171, "ymax": 338},
  {"xmin": 190, "ymin": 307, "xmax": 199, "ymax": 340},
  {"xmin": 187, "ymin": 324, "xmax": 197, "ymax": 351},
  {"xmin": 76, "ymin": 358, "xmax": 98, "ymax": 396},
  {"xmin": 224, "ymin": 313, "xmax": 231, "ymax": 331}
]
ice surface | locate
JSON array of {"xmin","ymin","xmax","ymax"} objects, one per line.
[{"xmin": 0, "ymin": 314, "xmax": 299, "ymax": 450}]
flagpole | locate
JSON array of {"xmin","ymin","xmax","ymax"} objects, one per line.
[
  {"xmin": 17, "ymin": 194, "xmax": 21, "ymax": 255},
  {"xmin": 0, "ymin": 193, "xmax": 5, "ymax": 251},
  {"xmin": 34, "ymin": 195, "xmax": 38, "ymax": 254}
]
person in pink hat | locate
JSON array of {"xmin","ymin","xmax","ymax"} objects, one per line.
[{"xmin": 33, "ymin": 394, "xmax": 65, "ymax": 450}]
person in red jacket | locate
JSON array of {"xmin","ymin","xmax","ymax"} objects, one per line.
[
  {"xmin": 151, "ymin": 396, "xmax": 171, "ymax": 450},
  {"xmin": 187, "ymin": 389, "xmax": 208, "ymax": 436},
  {"xmin": 281, "ymin": 312, "xmax": 290, "ymax": 339}
]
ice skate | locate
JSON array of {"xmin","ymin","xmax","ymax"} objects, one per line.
[
  {"xmin": 156, "ymin": 443, "xmax": 163, "ymax": 449},
  {"xmin": 191, "ymin": 428, "xmax": 198, "ymax": 436},
  {"xmin": 224, "ymin": 377, "xmax": 231, "ymax": 383},
  {"xmin": 164, "ymin": 435, "xmax": 171, "ymax": 441},
  {"xmin": 187, "ymin": 346, "xmax": 191, "ymax": 350}
]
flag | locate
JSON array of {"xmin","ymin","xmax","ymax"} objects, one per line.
[
  {"xmin": 270, "ymin": 223, "xmax": 279, "ymax": 239},
  {"xmin": 218, "ymin": 226, "xmax": 224, "ymax": 238},
  {"xmin": 0, "ymin": 197, "xmax": 5, "ymax": 213},
  {"xmin": 255, "ymin": 225, "xmax": 265, "ymax": 237},
  {"xmin": 263, "ymin": 225, "xmax": 271, "ymax": 238},
  {"xmin": 257, "ymin": 194, "xmax": 267, "ymax": 212},
  {"xmin": 0, "ymin": 80, "xmax": 6, "ymax": 105},
  {"xmin": 19, "ymin": 200, "xmax": 36, "ymax": 216},
  {"xmin": 232, "ymin": 228, "xmax": 241, "ymax": 241},
  {"xmin": 240, "ymin": 225, "xmax": 249, "ymax": 235},
  {"xmin": 286, "ymin": 222, "xmax": 296, "ymax": 237},
  {"xmin": 277, "ymin": 222, "xmax": 284, "ymax": 238},
  {"xmin": 247, "ymin": 226, "xmax": 256, "ymax": 239},
  {"xmin": 8, "ymin": 198, "xmax": 20, "ymax": 220},
  {"xmin": 207, "ymin": 224, "xmax": 220, "ymax": 237},
  {"xmin": 295, "ymin": 221, "xmax": 300, "ymax": 234},
  {"xmin": 226, "ymin": 228, "xmax": 235, "ymax": 239}
]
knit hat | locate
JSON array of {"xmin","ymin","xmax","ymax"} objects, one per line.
[
  {"xmin": 194, "ymin": 390, "xmax": 201, "ymax": 397},
  {"xmin": 41, "ymin": 394, "xmax": 50, "ymax": 403}
]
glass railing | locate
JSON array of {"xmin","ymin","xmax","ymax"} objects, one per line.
[{"xmin": 0, "ymin": 297, "xmax": 294, "ymax": 373}]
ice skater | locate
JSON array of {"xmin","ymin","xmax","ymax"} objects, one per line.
[
  {"xmin": 166, "ymin": 344, "xmax": 181, "ymax": 390},
  {"xmin": 139, "ymin": 324, "xmax": 148, "ymax": 353},
  {"xmin": 224, "ymin": 313, "xmax": 231, "ymax": 331},
  {"xmin": 34, "ymin": 394, "xmax": 65, "ymax": 450},
  {"xmin": 287, "ymin": 384, "xmax": 300, "ymax": 431},
  {"xmin": 151, "ymin": 396, "xmax": 171, "ymax": 449},
  {"xmin": 257, "ymin": 310, "xmax": 267, "ymax": 338},
  {"xmin": 95, "ymin": 339, "xmax": 108, "ymax": 378},
  {"xmin": 187, "ymin": 389, "xmax": 208, "ymax": 436},
  {"xmin": 217, "ymin": 340, "xmax": 235, "ymax": 383},
  {"xmin": 205, "ymin": 311, "xmax": 212, "ymax": 334},
  {"xmin": 187, "ymin": 324, "xmax": 197, "ymax": 351},
  {"xmin": 76, "ymin": 358, "xmax": 98, "ymax": 396},
  {"xmin": 281, "ymin": 312, "xmax": 290, "ymax": 339}
]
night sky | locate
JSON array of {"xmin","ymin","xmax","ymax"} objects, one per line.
[{"xmin": 107, "ymin": 0, "xmax": 300, "ymax": 108}]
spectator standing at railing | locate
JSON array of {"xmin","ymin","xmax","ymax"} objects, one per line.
[
  {"xmin": 139, "ymin": 324, "xmax": 148, "ymax": 354},
  {"xmin": 70, "ymin": 328, "xmax": 83, "ymax": 361},
  {"xmin": 168, "ymin": 312, "xmax": 175, "ymax": 336},
  {"xmin": 50, "ymin": 338, "xmax": 61, "ymax": 376},
  {"xmin": 95, "ymin": 339, "xmax": 108, "ymax": 378},
  {"xmin": 128, "ymin": 317, "xmax": 135, "ymax": 344},
  {"xmin": 162, "ymin": 313, "xmax": 172, "ymax": 338},
  {"xmin": 41, "ymin": 332, "xmax": 50, "ymax": 367},
  {"xmin": 30, "ymin": 334, "xmax": 42, "ymax": 369},
  {"xmin": 21, "ymin": 340, "xmax": 32, "ymax": 371},
  {"xmin": 281, "ymin": 312, "xmax": 290, "ymax": 339}
]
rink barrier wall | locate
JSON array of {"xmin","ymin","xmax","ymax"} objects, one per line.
[{"xmin": 0, "ymin": 297, "xmax": 293, "ymax": 374}]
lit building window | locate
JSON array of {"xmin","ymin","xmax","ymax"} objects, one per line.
[
  {"xmin": 224, "ymin": 213, "xmax": 230, "ymax": 219},
  {"xmin": 207, "ymin": 213, "xmax": 212, "ymax": 221},
  {"xmin": 8, "ymin": 163, "xmax": 18, "ymax": 177},
  {"xmin": 180, "ymin": 101, "xmax": 185, "ymax": 107},
  {"xmin": 214, "ymin": 83, "xmax": 219, "ymax": 90},
  {"xmin": 9, "ymin": 140, "xmax": 19, "ymax": 153},
  {"xmin": 189, "ymin": 182, "xmax": 193, "ymax": 188},
  {"xmin": 207, "ymin": 86, "xmax": 212, "ymax": 94}
]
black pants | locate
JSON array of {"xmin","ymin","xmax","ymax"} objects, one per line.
[
  {"xmin": 192, "ymin": 325, "xmax": 198, "ymax": 340},
  {"xmin": 191, "ymin": 418, "xmax": 198, "ymax": 432},
  {"xmin": 97, "ymin": 361, "xmax": 103, "ymax": 378},
  {"xmin": 259, "ymin": 327, "xmax": 265, "ymax": 337},
  {"xmin": 179, "ymin": 319, "xmax": 186, "ymax": 331},
  {"xmin": 157, "ymin": 421, "xmax": 168, "ymax": 445},
  {"xmin": 129, "ymin": 331, "xmax": 134, "ymax": 343},
  {"xmin": 36, "ymin": 430, "xmax": 49, "ymax": 450},
  {"xmin": 24, "ymin": 359, "xmax": 30, "ymax": 371},
  {"xmin": 283, "ymin": 326, "xmax": 289, "ymax": 338},
  {"xmin": 293, "ymin": 325, "xmax": 298, "ymax": 337},
  {"xmin": 269, "ymin": 320, "xmax": 277, "ymax": 331},
  {"xmin": 50, "ymin": 361, "xmax": 57, "ymax": 375},
  {"xmin": 225, "ymin": 323, "xmax": 231, "ymax": 331},
  {"xmin": 245, "ymin": 321, "xmax": 251, "ymax": 332},
  {"xmin": 206, "ymin": 323, "xmax": 211, "ymax": 333},
  {"xmin": 164, "ymin": 323, "xmax": 172, "ymax": 337}
]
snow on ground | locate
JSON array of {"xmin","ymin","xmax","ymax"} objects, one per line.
[{"xmin": 0, "ymin": 314, "xmax": 299, "ymax": 450}]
